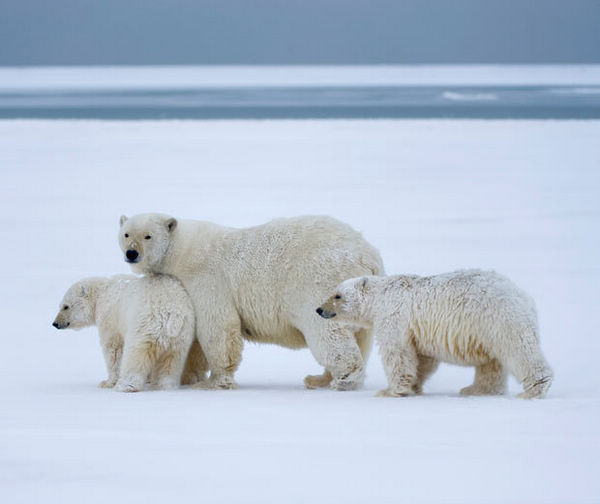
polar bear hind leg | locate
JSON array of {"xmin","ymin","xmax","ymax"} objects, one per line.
[
  {"xmin": 181, "ymin": 339, "xmax": 209, "ymax": 385},
  {"xmin": 153, "ymin": 348, "xmax": 189, "ymax": 390},
  {"xmin": 460, "ymin": 359, "xmax": 507, "ymax": 396},
  {"xmin": 500, "ymin": 331, "xmax": 553, "ymax": 398},
  {"xmin": 194, "ymin": 317, "xmax": 243, "ymax": 390},
  {"xmin": 413, "ymin": 355, "xmax": 439, "ymax": 394},
  {"xmin": 511, "ymin": 350, "xmax": 552, "ymax": 399},
  {"xmin": 115, "ymin": 338, "xmax": 156, "ymax": 392}
]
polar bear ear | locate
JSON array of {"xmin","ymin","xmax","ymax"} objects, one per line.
[
  {"xmin": 79, "ymin": 284, "xmax": 89, "ymax": 297},
  {"xmin": 119, "ymin": 215, "xmax": 128, "ymax": 226},
  {"xmin": 166, "ymin": 217, "xmax": 177, "ymax": 232}
]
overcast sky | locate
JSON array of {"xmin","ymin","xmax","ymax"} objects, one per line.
[{"xmin": 1, "ymin": 0, "xmax": 599, "ymax": 66}]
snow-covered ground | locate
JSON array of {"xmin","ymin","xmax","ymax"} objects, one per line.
[
  {"xmin": 1, "ymin": 64, "xmax": 600, "ymax": 91},
  {"xmin": 1, "ymin": 119, "xmax": 599, "ymax": 503}
]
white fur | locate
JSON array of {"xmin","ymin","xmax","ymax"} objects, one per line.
[
  {"xmin": 118, "ymin": 214, "xmax": 384, "ymax": 390},
  {"xmin": 53, "ymin": 274, "xmax": 195, "ymax": 392},
  {"xmin": 320, "ymin": 270, "xmax": 553, "ymax": 398}
]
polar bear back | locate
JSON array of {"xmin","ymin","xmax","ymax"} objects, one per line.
[
  {"xmin": 403, "ymin": 270, "xmax": 538, "ymax": 366},
  {"xmin": 166, "ymin": 215, "xmax": 383, "ymax": 347},
  {"xmin": 223, "ymin": 216, "xmax": 382, "ymax": 303}
]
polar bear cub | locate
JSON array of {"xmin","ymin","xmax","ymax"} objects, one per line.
[
  {"xmin": 53, "ymin": 274, "xmax": 195, "ymax": 392},
  {"xmin": 317, "ymin": 270, "xmax": 553, "ymax": 399}
]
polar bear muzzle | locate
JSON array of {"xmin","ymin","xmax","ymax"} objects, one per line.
[{"xmin": 316, "ymin": 307, "xmax": 336, "ymax": 319}]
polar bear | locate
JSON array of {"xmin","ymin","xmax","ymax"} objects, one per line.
[
  {"xmin": 317, "ymin": 270, "xmax": 553, "ymax": 398},
  {"xmin": 118, "ymin": 214, "xmax": 384, "ymax": 390},
  {"xmin": 52, "ymin": 274, "xmax": 195, "ymax": 392}
]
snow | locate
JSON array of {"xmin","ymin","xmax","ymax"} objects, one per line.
[
  {"xmin": 549, "ymin": 87, "xmax": 600, "ymax": 95},
  {"xmin": 1, "ymin": 119, "xmax": 599, "ymax": 503},
  {"xmin": 442, "ymin": 91, "xmax": 499, "ymax": 101},
  {"xmin": 1, "ymin": 64, "xmax": 600, "ymax": 91}
]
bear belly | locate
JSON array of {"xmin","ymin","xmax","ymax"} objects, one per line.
[
  {"xmin": 241, "ymin": 321, "xmax": 307, "ymax": 349},
  {"xmin": 412, "ymin": 326, "xmax": 491, "ymax": 366}
]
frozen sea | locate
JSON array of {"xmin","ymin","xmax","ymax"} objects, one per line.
[
  {"xmin": 1, "ymin": 65, "xmax": 600, "ymax": 119},
  {"xmin": 1, "ymin": 66, "xmax": 599, "ymax": 503}
]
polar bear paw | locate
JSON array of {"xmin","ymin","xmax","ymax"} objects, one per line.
[
  {"xmin": 517, "ymin": 375, "xmax": 553, "ymax": 399},
  {"xmin": 181, "ymin": 371, "xmax": 207, "ymax": 386},
  {"xmin": 98, "ymin": 379, "xmax": 116, "ymax": 389},
  {"xmin": 459, "ymin": 384, "xmax": 502, "ymax": 396},
  {"xmin": 304, "ymin": 371, "xmax": 333, "ymax": 389},
  {"xmin": 329, "ymin": 365, "xmax": 365, "ymax": 391},
  {"xmin": 115, "ymin": 380, "xmax": 143, "ymax": 393},
  {"xmin": 192, "ymin": 373, "xmax": 237, "ymax": 390},
  {"xmin": 330, "ymin": 378, "xmax": 360, "ymax": 391},
  {"xmin": 376, "ymin": 387, "xmax": 415, "ymax": 398},
  {"xmin": 330, "ymin": 374, "xmax": 363, "ymax": 391},
  {"xmin": 412, "ymin": 383, "xmax": 424, "ymax": 395},
  {"xmin": 154, "ymin": 377, "xmax": 179, "ymax": 390}
]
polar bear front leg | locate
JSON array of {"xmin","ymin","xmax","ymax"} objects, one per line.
[
  {"xmin": 98, "ymin": 333, "xmax": 122, "ymax": 389},
  {"xmin": 376, "ymin": 331, "xmax": 419, "ymax": 397},
  {"xmin": 300, "ymin": 315, "xmax": 365, "ymax": 391},
  {"xmin": 304, "ymin": 329, "xmax": 371, "ymax": 389},
  {"xmin": 327, "ymin": 331, "xmax": 365, "ymax": 391},
  {"xmin": 115, "ymin": 339, "xmax": 155, "ymax": 392}
]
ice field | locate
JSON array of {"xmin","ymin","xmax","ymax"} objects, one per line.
[{"xmin": 1, "ymin": 118, "xmax": 599, "ymax": 503}]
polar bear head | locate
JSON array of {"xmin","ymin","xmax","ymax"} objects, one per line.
[
  {"xmin": 118, "ymin": 214, "xmax": 177, "ymax": 274},
  {"xmin": 52, "ymin": 280, "xmax": 97, "ymax": 330},
  {"xmin": 316, "ymin": 276, "xmax": 372, "ymax": 326}
]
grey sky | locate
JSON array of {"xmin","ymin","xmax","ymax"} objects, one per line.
[{"xmin": 1, "ymin": 0, "xmax": 599, "ymax": 65}]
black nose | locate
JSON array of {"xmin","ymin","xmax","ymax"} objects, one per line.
[
  {"xmin": 52, "ymin": 322, "xmax": 59, "ymax": 329},
  {"xmin": 126, "ymin": 249, "xmax": 139, "ymax": 261},
  {"xmin": 316, "ymin": 308, "xmax": 336, "ymax": 319}
]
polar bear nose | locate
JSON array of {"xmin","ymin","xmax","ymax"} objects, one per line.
[
  {"xmin": 52, "ymin": 322, "xmax": 59, "ymax": 329},
  {"xmin": 316, "ymin": 308, "xmax": 336, "ymax": 319},
  {"xmin": 126, "ymin": 249, "xmax": 139, "ymax": 262}
]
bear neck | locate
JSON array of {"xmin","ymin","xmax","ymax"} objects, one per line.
[
  {"xmin": 151, "ymin": 238, "xmax": 182, "ymax": 276},
  {"xmin": 367, "ymin": 276, "xmax": 415, "ymax": 321},
  {"xmin": 92, "ymin": 278, "xmax": 119, "ymax": 326},
  {"xmin": 358, "ymin": 292, "xmax": 378, "ymax": 323},
  {"xmin": 153, "ymin": 220, "xmax": 226, "ymax": 276}
]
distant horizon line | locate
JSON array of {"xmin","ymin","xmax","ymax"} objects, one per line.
[
  {"xmin": 2, "ymin": 65, "xmax": 600, "ymax": 92},
  {"xmin": 3, "ymin": 63, "xmax": 600, "ymax": 68}
]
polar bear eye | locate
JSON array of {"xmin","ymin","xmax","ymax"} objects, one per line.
[
  {"xmin": 63, "ymin": 305, "xmax": 69, "ymax": 310},
  {"xmin": 144, "ymin": 235, "xmax": 151, "ymax": 240},
  {"xmin": 124, "ymin": 233, "xmax": 129, "ymax": 238},
  {"xmin": 335, "ymin": 295, "xmax": 341, "ymax": 300}
]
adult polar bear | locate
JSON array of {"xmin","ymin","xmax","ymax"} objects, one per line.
[{"xmin": 118, "ymin": 214, "xmax": 384, "ymax": 390}]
